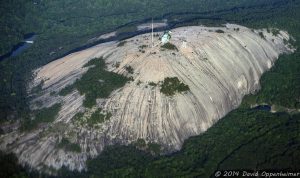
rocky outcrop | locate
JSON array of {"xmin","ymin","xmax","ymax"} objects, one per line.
[{"xmin": 0, "ymin": 24, "xmax": 294, "ymax": 172}]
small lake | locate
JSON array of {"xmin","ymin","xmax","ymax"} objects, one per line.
[
  {"xmin": 11, "ymin": 33, "xmax": 36, "ymax": 57},
  {"xmin": 252, "ymin": 105, "xmax": 271, "ymax": 112},
  {"xmin": 0, "ymin": 33, "xmax": 36, "ymax": 61}
]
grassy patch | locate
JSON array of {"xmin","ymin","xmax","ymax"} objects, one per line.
[
  {"xmin": 58, "ymin": 84, "xmax": 74, "ymax": 96},
  {"xmin": 139, "ymin": 45, "xmax": 148, "ymax": 49},
  {"xmin": 58, "ymin": 57, "xmax": 129, "ymax": 108},
  {"xmin": 49, "ymin": 91, "xmax": 56, "ymax": 96},
  {"xmin": 148, "ymin": 82, "xmax": 157, "ymax": 87},
  {"xmin": 87, "ymin": 109, "xmax": 112, "ymax": 126},
  {"xmin": 215, "ymin": 29, "xmax": 225, "ymax": 33},
  {"xmin": 115, "ymin": 62, "xmax": 120, "ymax": 68},
  {"xmin": 147, "ymin": 142, "xmax": 161, "ymax": 155},
  {"xmin": 134, "ymin": 139, "xmax": 161, "ymax": 155},
  {"xmin": 271, "ymin": 28, "xmax": 280, "ymax": 36},
  {"xmin": 160, "ymin": 77, "xmax": 190, "ymax": 96},
  {"xmin": 137, "ymin": 80, "xmax": 142, "ymax": 86},
  {"xmin": 22, "ymin": 103, "xmax": 61, "ymax": 131},
  {"xmin": 71, "ymin": 112, "xmax": 84, "ymax": 123},
  {"xmin": 125, "ymin": 65, "xmax": 134, "ymax": 74},
  {"xmin": 161, "ymin": 43, "xmax": 178, "ymax": 51},
  {"xmin": 258, "ymin": 31, "xmax": 265, "ymax": 39},
  {"xmin": 31, "ymin": 80, "xmax": 44, "ymax": 94},
  {"xmin": 57, "ymin": 138, "xmax": 81, "ymax": 153},
  {"xmin": 134, "ymin": 138, "xmax": 147, "ymax": 148},
  {"xmin": 117, "ymin": 41, "xmax": 127, "ymax": 47}
]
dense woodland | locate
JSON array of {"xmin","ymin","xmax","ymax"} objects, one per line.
[{"xmin": 0, "ymin": 0, "xmax": 299, "ymax": 177}]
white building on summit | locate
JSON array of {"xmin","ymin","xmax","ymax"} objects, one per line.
[{"xmin": 161, "ymin": 31, "xmax": 172, "ymax": 44}]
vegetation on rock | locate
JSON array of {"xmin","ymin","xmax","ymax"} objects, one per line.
[
  {"xmin": 258, "ymin": 31, "xmax": 265, "ymax": 39},
  {"xmin": 117, "ymin": 41, "xmax": 127, "ymax": 47},
  {"xmin": 57, "ymin": 138, "xmax": 81, "ymax": 153},
  {"xmin": 215, "ymin": 29, "xmax": 225, "ymax": 33},
  {"xmin": 125, "ymin": 65, "xmax": 134, "ymax": 74},
  {"xmin": 88, "ymin": 109, "xmax": 112, "ymax": 126},
  {"xmin": 58, "ymin": 57, "xmax": 129, "ymax": 108},
  {"xmin": 21, "ymin": 103, "xmax": 61, "ymax": 131},
  {"xmin": 160, "ymin": 77, "xmax": 190, "ymax": 96},
  {"xmin": 161, "ymin": 42, "xmax": 178, "ymax": 51}
]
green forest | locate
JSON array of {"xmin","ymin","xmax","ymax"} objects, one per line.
[{"xmin": 0, "ymin": 0, "xmax": 299, "ymax": 177}]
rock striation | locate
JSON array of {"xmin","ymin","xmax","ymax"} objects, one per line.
[{"xmin": 0, "ymin": 24, "xmax": 294, "ymax": 172}]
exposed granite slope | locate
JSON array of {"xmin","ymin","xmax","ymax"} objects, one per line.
[{"xmin": 0, "ymin": 24, "xmax": 294, "ymax": 172}]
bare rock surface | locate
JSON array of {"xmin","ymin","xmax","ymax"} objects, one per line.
[{"xmin": 0, "ymin": 24, "xmax": 294, "ymax": 172}]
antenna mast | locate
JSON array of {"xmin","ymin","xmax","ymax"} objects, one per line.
[{"xmin": 151, "ymin": 18, "xmax": 154, "ymax": 47}]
